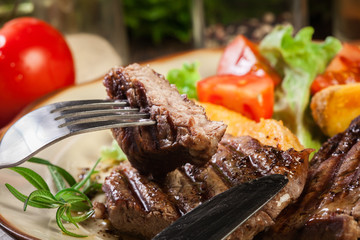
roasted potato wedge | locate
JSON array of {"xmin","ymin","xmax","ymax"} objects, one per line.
[
  {"xmin": 199, "ymin": 102, "xmax": 304, "ymax": 151},
  {"xmin": 311, "ymin": 83, "xmax": 360, "ymax": 137}
]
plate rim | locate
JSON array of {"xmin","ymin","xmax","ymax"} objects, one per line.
[{"xmin": 0, "ymin": 214, "xmax": 39, "ymax": 240}]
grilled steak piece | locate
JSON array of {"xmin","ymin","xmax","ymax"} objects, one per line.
[
  {"xmin": 162, "ymin": 169, "xmax": 202, "ymax": 214},
  {"xmin": 260, "ymin": 116, "xmax": 360, "ymax": 240},
  {"xmin": 103, "ymin": 63, "xmax": 226, "ymax": 177},
  {"xmin": 101, "ymin": 135, "xmax": 311, "ymax": 240},
  {"xmin": 102, "ymin": 162, "xmax": 180, "ymax": 239},
  {"xmin": 216, "ymin": 135, "xmax": 309, "ymax": 220}
]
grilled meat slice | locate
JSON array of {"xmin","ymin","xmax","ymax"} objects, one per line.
[
  {"xmin": 102, "ymin": 162, "xmax": 180, "ymax": 239},
  {"xmin": 101, "ymin": 135, "xmax": 311, "ymax": 240},
  {"xmin": 260, "ymin": 115, "xmax": 360, "ymax": 240},
  {"xmin": 218, "ymin": 135, "xmax": 309, "ymax": 219},
  {"xmin": 162, "ymin": 169, "xmax": 202, "ymax": 214},
  {"xmin": 103, "ymin": 63, "xmax": 226, "ymax": 177}
]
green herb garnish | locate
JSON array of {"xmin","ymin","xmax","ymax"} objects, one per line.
[{"xmin": 5, "ymin": 157, "xmax": 101, "ymax": 237}]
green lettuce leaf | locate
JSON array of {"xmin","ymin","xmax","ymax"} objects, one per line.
[
  {"xmin": 259, "ymin": 25, "xmax": 342, "ymax": 149},
  {"xmin": 167, "ymin": 62, "xmax": 201, "ymax": 99}
]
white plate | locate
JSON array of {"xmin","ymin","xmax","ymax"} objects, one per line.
[{"xmin": 0, "ymin": 48, "xmax": 222, "ymax": 240}]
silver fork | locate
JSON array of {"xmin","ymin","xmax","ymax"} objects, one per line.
[{"xmin": 0, "ymin": 99, "xmax": 155, "ymax": 169}]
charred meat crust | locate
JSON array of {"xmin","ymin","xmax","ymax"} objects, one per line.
[
  {"xmin": 101, "ymin": 135, "xmax": 310, "ymax": 240},
  {"xmin": 261, "ymin": 115, "xmax": 360, "ymax": 240},
  {"xmin": 103, "ymin": 63, "xmax": 226, "ymax": 177}
]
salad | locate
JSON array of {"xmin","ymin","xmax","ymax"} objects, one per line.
[{"xmin": 168, "ymin": 25, "xmax": 357, "ymax": 150}]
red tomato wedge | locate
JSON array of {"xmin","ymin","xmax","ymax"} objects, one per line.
[
  {"xmin": 326, "ymin": 43, "xmax": 360, "ymax": 71},
  {"xmin": 217, "ymin": 35, "xmax": 281, "ymax": 86},
  {"xmin": 197, "ymin": 74, "xmax": 274, "ymax": 122},
  {"xmin": 311, "ymin": 43, "xmax": 360, "ymax": 94}
]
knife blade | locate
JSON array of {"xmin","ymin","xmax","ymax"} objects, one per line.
[{"xmin": 153, "ymin": 174, "xmax": 288, "ymax": 240}]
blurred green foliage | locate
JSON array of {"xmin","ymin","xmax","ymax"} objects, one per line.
[
  {"xmin": 123, "ymin": 0, "xmax": 192, "ymax": 45},
  {"xmin": 0, "ymin": 0, "xmax": 332, "ymax": 44},
  {"xmin": 122, "ymin": 0, "xmax": 289, "ymax": 45}
]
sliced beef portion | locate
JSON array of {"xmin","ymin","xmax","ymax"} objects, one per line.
[
  {"xmin": 103, "ymin": 63, "xmax": 226, "ymax": 177},
  {"xmin": 208, "ymin": 135, "xmax": 310, "ymax": 240},
  {"xmin": 101, "ymin": 135, "xmax": 311, "ymax": 240},
  {"xmin": 260, "ymin": 115, "xmax": 360, "ymax": 240},
  {"xmin": 216, "ymin": 135, "xmax": 309, "ymax": 220},
  {"xmin": 162, "ymin": 169, "xmax": 202, "ymax": 214},
  {"xmin": 102, "ymin": 162, "xmax": 180, "ymax": 239}
]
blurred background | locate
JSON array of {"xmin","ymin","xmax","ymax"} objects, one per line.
[{"xmin": 0, "ymin": 0, "xmax": 352, "ymax": 65}]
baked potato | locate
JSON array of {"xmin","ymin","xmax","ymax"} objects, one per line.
[{"xmin": 311, "ymin": 83, "xmax": 360, "ymax": 137}]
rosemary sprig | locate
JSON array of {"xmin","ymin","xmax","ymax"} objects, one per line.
[{"xmin": 5, "ymin": 157, "xmax": 102, "ymax": 238}]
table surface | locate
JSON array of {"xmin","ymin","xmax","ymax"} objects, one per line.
[{"xmin": 0, "ymin": 33, "xmax": 122, "ymax": 240}]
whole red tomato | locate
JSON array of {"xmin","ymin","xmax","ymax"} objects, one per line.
[{"xmin": 0, "ymin": 17, "xmax": 75, "ymax": 127}]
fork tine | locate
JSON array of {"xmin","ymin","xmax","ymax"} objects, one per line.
[
  {"xmin": 58, "ymin": 112, "xmax": 150, "ymax": 128},
  {"xmin": 51, "ymin": 99, "xmax": 128, "ymax": 113},
  {"xmin": 52, "ymin": 99, "xmax": 151, "ymax": 128},
  {"xmin": 54, "ymin": 108, "xmax": 139, "ymax": 120},
  {"xmin": 64, "ymin": 119, "xmax": 156, "ymax": 134}
]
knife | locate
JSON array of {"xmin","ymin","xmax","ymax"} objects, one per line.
[{"xmin": 153, "ymin": 174, "xmax": 288, "ymax": 240}]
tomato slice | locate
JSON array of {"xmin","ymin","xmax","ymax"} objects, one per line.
[
  {"xmin": 197, "ymin": 74, "xmax": 274, "ymax": 122},
  {"xmin": 326, "ymin": 43, "xmax": 360, "ymax": 72},
  {"xmin": 311, "ymin": 71, "xmax": 360, "ymax": 94},
  {"xmin": 311, "ymin": 43, "xmax": 360, "ymax": 94},
  {"xmin": 217, "ymin": 35, "xmax": 281, "ymax": 86}
]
